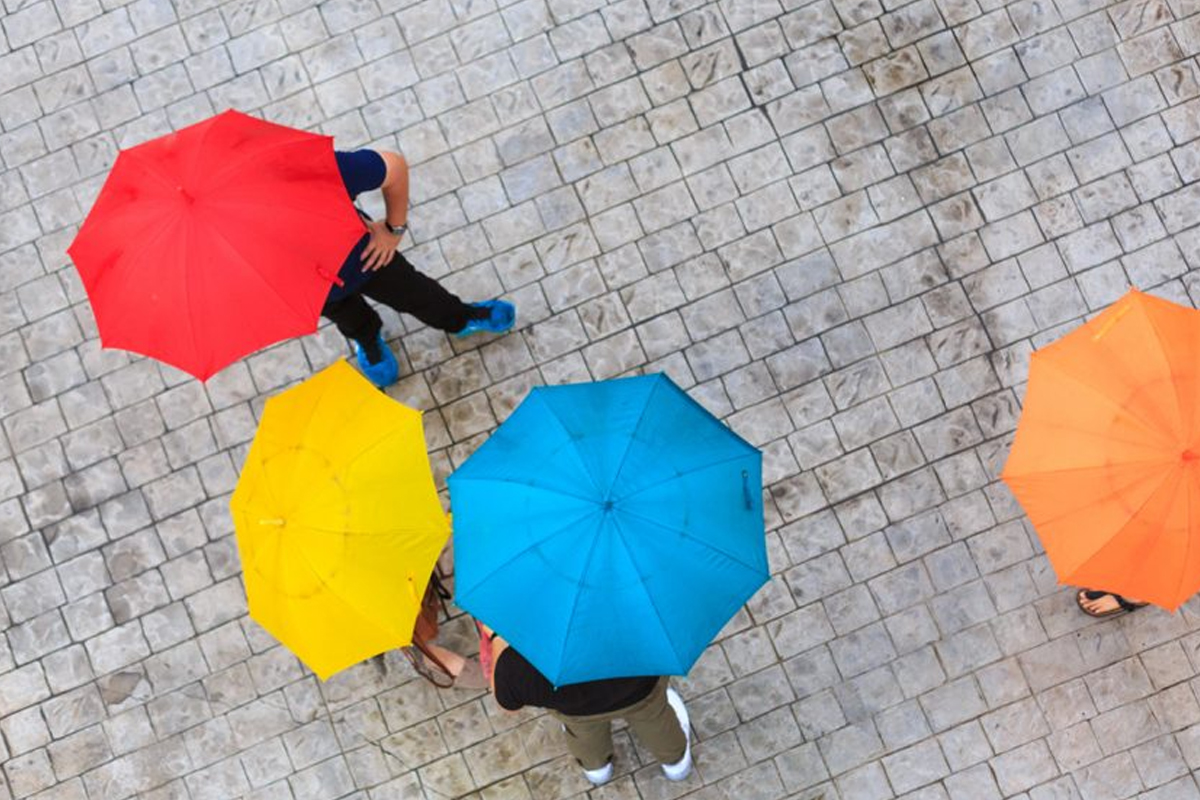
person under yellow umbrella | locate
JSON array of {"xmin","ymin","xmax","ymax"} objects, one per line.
[{"xmin": 230, "ymin": 360, "xmax": 452, "ymax": 680}]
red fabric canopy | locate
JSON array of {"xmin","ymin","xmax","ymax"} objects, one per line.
[{"xmin": 69, "ymin": 110, "xmax": 365, "ymax": 381}]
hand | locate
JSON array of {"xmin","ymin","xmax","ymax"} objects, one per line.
[{"xmin": 360, "ymin": 219, "xmax": 403, "ymax": 272}]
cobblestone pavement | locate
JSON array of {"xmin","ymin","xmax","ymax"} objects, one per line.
[{"xmin": 4, "ymin": 0, "xmax": 1200, "ymax": 798}]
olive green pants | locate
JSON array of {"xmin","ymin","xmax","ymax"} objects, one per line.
[{"xmin": 551, "ymin": 678, "xmax": 686, "ymax": 770}]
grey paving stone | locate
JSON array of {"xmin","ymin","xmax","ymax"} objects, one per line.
[{"xmin": 6, "ymin": 2, "xmax": 1200, "ymax": 799}]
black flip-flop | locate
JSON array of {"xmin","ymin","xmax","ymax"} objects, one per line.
[{"xmin": 1076, "ymin": 589, "xmax": 1149, "ymax": 618}]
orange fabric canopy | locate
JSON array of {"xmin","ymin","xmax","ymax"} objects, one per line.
[{"xmin": 1003, "ymin": 289, "xmax": 1200, "ymax": 611}]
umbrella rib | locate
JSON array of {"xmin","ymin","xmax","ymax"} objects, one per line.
[
  {"xmin": 1175, "ymin": 470, "xmax": 1199, "ymax": 606},
  {"xmin": 209, "ymin": 192, "xmax": 366, "ymax": 225},
  {"xmin": 615, "ymin": 505, "xmax": 766, "ymax": 574},
  {"xmin": 1011, "ymin": 460, "xmax": 1177, "ymax": 527},
  {"xmin": 201, "ymin": 130, "xmax": 321, "ymax": 194},
  {"xmin": 201, "ymin": 216, "xmax": 321, "ymax": 327},
  {"xmin": 1003, "ymin": 455, "xmax": 1178, "ymax": 480},
  {"xmin": 1137, "ymin": 298, "xmax": 1188, "ymax": 445},
  {"xmin": 1035, "ymin": 356, "xmax": 1180, "ymax": 452},
  {"xmin": 280, "ymin": 521, "xmax": 445, "ymax": 538},
  {"xmin": 1059, "ymin": 464, "xmax": 1181, "ymax": 577},
  {"xmin": 532, "ymin": 391, "xmax": 605, "ymax": 497},
  {"xmin": 607, "ymin": 514, "xmax": 686, "ymax": 671},
  {"xmin": 278, "ymin": 523, "xmax": 410, "ymax": 641},
  {"xmin": 604, "ymin": 378, "xmax": 663, "ymax": 497},
  {"xmin": 447, "ymin": 475, "xmax": 598, "ymax": 504},
  {"xmin": 182, "ymin": 111, "xmax": 222, "ymax": 190},
  {"xmin": 612, "ymin": 453, "xmax": 755, "ymax": 503},
  {"xmin": 455, "ymin": 509, "xmax": 598, "ymax": 598},
  {"xmin": 556, "ymin": 513, "xmax": 609, "ymax": 678}
]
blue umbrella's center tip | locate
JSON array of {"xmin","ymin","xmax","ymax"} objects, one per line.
[{"xmin": 603, "ymin": 499, "xmax": 614, "ymax": 511}]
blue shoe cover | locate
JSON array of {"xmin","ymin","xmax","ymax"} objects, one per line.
[
  {"xmin": 456, "ymin": 300, "xmax": 516, "ymax": 337},
  {"xmin": 354, "ymin": 333, "xmax": 399, "ymax": 388}
]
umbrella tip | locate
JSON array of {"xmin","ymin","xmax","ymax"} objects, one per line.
[{"xmin": 258, "ymin": 517, "xmax": 286, "ymax": 527}]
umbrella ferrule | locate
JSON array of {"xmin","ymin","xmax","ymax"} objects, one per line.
[{"xmin": 258, "ymin": 517, "xmax": 286, "ymax": 527}]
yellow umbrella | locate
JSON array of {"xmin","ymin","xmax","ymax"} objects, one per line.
[{"xmin": 231, "ymin": 360, "xmax": 450, "ymax": 679}]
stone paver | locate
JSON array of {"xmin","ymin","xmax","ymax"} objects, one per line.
[{"xmin": 3, "ymin": 0, "xmax": 1200, "ymax": 799}]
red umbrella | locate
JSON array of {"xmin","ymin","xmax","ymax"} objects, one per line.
[{"xmin": 68, "ymin": 110, "xmax": 366, "ymax": 381}]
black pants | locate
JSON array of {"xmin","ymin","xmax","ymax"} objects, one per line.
[{"xmin": 321, "ymin": 252, "xmax": 472, "ymax": 342}]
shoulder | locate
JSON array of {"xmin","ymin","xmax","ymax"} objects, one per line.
[
  {"xmin": 494, "ymin": 649, "xmax": 543, "ymax": 711},
  {"xmin": 334, "ymin": 149, "xmax": 387, "ymax": 196}
]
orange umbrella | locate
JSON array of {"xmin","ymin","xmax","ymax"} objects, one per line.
[{"xmin": 1003, "ymin": 289, "xmax": 1200, "ymax": 611}]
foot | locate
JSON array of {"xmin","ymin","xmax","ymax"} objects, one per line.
[
  {"xmin": 421, "ymin": 643, "xmax": 489, "ymax": 690},
  {"xmin": 455, "ymin": 299, "xmax": 515, "ymax": 338},
  {"xmin": 582, "ymin": 761, "xmax": 613, "ymax": 786},
  {"xmin": 1076, "ymin": 589, "xmax": 1148, "ymax": 618},
  {"xmin": 353, "ymin": 333, "xmax": 399, "ymax": 388},
  {"xmin": 662, "ymin": 688, "xmax": 692, "ymax": 781}
]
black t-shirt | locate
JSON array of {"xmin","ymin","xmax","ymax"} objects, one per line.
[{"xmin": 493, "ymin": 648, "xmax": 658, "ymax": 717}]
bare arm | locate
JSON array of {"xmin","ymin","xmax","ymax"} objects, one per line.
[
  {"xmin": 480, "ymin": 624, "xmax": 513, "ymax": 704},
  {"xmin": 379, "ymin": 151, "xmax": 409, "ymax": 229},
  {"xmin": 360, "ymin": 150, "xmax": 410, "ymax": 272}
]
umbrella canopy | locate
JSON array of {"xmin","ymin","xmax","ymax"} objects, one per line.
[
  {"xmin": 231, "ymin": 360, "xmax": 450, "ymax": 679},
  {"xmin": 448, "ymin": 373, "xmax": 767, "ymax": 685},
  {"xmin": 69, "ymin": 109, "xmax": 365, "ymax": 381},
  {"xmin": 1003, "ymin": 289, "xmax": 1200, "ymax": 610}
]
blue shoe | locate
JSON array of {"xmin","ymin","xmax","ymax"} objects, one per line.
[
  {"xmin": 455, "ymin": 300, "xmax": 516, "ymax": 338},
  {"xmin": 353, "ymin": 333, "xmax": 399, "ymax": 388}
]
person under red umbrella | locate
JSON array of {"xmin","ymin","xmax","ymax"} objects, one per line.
[
  {"xmin": 69, "ymin": 110, "xmax": 514, "ymax": 385},
  {"xmin": 324, "ymin": 148, "xmax": 514, "ymax": 387}
]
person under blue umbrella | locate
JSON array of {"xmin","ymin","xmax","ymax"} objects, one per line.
[{"xmin": 480, "ymin": 624, "xmax": 692, "ymax": 786}]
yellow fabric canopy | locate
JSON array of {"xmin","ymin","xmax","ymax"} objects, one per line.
[{"xmin": 231, "ymin": 360, "xmax": 450, "ymax": 679}]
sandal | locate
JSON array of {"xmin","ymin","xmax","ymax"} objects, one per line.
[{"xmin": 1076, "ymin": 589, "xmax": 1149, "ymax": 618}]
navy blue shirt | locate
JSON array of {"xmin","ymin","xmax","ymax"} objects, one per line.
[{"xmin": 329, "ymin": 150, "xmax": 388, "ymax": 303}]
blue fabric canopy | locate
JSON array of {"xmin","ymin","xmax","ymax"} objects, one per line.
[{"xmin": 448, "ymin": 373, "xmax": 767, "ymax": 685}]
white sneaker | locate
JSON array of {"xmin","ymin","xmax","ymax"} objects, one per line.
[
  {"xmin": 662, "ymin": 687, "xmax": 692, "ymax": 781},
  {"xmin": 583, "ymin": 761, "xmax": 613, "ymax": 785}
]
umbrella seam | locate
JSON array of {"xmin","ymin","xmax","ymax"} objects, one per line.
[
  {"xmin": 200, "ymin": 207, "xmax": 327, "ymax": 329},
  {"xmin": 607, "ymin": 514, "xmax": 688, "ymax": 674},
  {"xmin": 529, "ymin": 389, "xmax": 605, "ymax": 497},
  {"xmin": 199, "ymin": 127, "xmax": 320, "ymax": 194},
  {"xmin": 603, "ymin": 376, "xmax": 663, "ymax": 499},
  {"xmin": 1175, "ymin": 469, "xmax": 1198, "ymax": 607},
  {"xmin": 454, "ymin": 508, "xmax": 599, "ymax": 599},
  {"xmin": 1023, "ymin": 358, "xmax": 1180, "ymax": 453},
  {"xmin": 555, "ymin": 511, "xmax": 611, "ymax": 684},
  {"xmin": 1002, "ymin": 455, "xmax": 1180, "ymax": 480},
  {"xmin": 446, "ymin": 476, "xmax": 598, "ymax": 504},
  {"xmin": 1136, "ymin": 294, "xmax": 1190, "ymax": 449},
  {"xmin": 1062, "ymin": 464, "xmax": 1182, "ymax": 581},
  {"xmin": 614, "ymin": 505, "xmax": 768, "ymax": 575},
  {"xmin": 612, "ymin": 453, "xmax": 758, "ymax": 504},
  {"xmin": 1007, "ymin": 460, "xmax": 1178, "ymax": 529}
]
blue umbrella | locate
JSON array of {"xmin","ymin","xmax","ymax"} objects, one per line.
[{"xmin": 448, "ymin": 373, "xmax": 766, "ymax": 685}]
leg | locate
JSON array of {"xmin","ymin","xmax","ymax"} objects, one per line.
[
  {"xmin": 321, "ymin": 292, "xmax": 383, "ymax": 344},
  {"xmin": 358, "ymin": 252, "xmax": 474, "ymax": 333},
  {"xmin": 321, "ymin": 291, "xmax": 398, "ymax": 387},
  {"xmin": 554, "ymin": 712, "xmax": 616, "ymax": 771},
  {"xmin": 622, "ymin": 679, "xmax": 687, "ymax": 766}
]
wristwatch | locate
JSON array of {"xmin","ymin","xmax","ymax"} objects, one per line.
[{"xmin": 387, "ymin": 222, "xmax": 407, "ymax": 236}]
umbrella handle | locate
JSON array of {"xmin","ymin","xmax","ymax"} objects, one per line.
[{"xmin": 742, "ymin": 470, "xmax": 752, "ymax": 510}]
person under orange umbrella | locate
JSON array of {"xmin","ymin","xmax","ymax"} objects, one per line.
[{"xmin": 1003, "ymin": 289, "xmax": 1200, "ymax": 613}]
